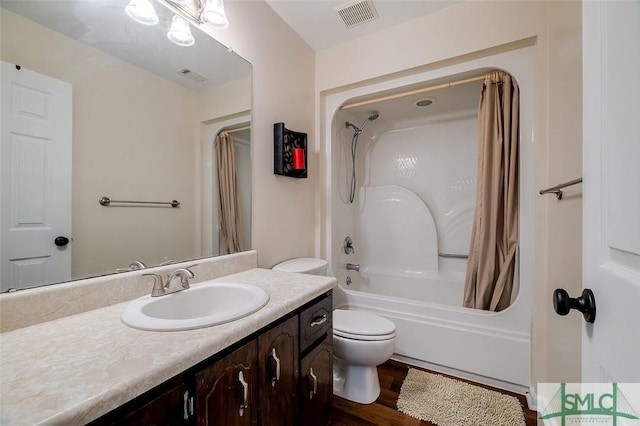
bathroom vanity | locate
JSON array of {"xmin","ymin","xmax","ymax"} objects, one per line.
[
  {"xmin": 94, "ymin": 291, "xmax": 333, "ymax": 425},
  {"xmin": 0, "ymin": 255, "xmax": 336, "ymax": 425}
]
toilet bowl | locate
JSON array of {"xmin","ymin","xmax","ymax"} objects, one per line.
[
  {"xmin": 272, "ymin": 258, "xmax": 396, "ymax": 404},
  {"xmin": 332, "ymin": 309, "xmax": 396, "ymax": 404}
]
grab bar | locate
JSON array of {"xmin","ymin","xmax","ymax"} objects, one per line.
[
  {"xmin": 99, "ymin": 196, "xmax": 180, "ymax": 208},
  {"xmin": 539, "ymin": 178, "xmax": 582, "ymax": 200},
  {"xmin": 438, "ymin": 253, "xmax": 468, "ymax": 259}
]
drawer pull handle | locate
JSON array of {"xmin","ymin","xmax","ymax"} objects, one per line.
[
  {"xmin": 309, "ymin": 367, "xmax": 317, "ymax": 399},
  {"xmin": 271, "ymin": 348, "xmax": 281, "ymax": 387},
  {"xmin": 310, "ymin": 314, "xmax": 327, "ymax": 327},
  {"xmin": 238, "ymin": 371, "xmax": 249, "ymax": 417}
]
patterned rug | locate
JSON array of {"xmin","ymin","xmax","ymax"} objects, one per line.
[{"xmin": 397, "ymin": 368, "xmax": 526, "ymax": 426}]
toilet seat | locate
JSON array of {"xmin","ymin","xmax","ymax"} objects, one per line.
[
  {"xmin": 333, "ymin": 309, "xmax": 396, "ymax": 341},
  {"xmin": 333, "ymin": 329, "xmax": 396, "ymax": 341}
]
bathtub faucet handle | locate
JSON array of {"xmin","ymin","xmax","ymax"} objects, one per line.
[{"xmin": 343, "ymin": 236, "xmax": 355, "ymax": 255}]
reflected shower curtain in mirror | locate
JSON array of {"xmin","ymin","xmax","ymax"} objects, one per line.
[
  {"xmin": 215, "ymin": 131, "xmax": 244, "ymax": 254},
  {"xmin": 463, "ymin": 71, "xmax": 519, "ymax": 311}
]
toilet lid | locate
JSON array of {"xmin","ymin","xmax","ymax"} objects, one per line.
[
  {"xmin": 272, "ymin": 258, "xmax": 328, "ymax": 274},
  {"xmin": 333, "ymin": 309, "xmax": 396, "ymax": 339}
]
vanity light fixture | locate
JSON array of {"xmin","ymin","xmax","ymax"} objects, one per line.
[
  {"xmin": 201, "ymin": 0, "xmax": 229, "ymax": 29},
  {"xmin": 125, "ymin": 0, "xmax": 159, "ymax": 25},
  {"xmin": 167, "ymin": 14, "xmax": 195, "ymax": 46}
]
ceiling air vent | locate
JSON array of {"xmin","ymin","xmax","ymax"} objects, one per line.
[
  {"xmin": 336, "ymin": 0, "xmax": 379, "ymax": 28},
  {"xmin": 177, "ymin": 68, "xmax": 208, "ymax": 84}
]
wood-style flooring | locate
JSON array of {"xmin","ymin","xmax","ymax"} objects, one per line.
[{"xmin": 330, "ymin": 360, "xmax": 537, "ymax": 426}]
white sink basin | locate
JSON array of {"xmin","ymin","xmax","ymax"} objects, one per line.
[{"xmin": 121, "ymin": 281, "xmax": 270, "ymax": 331}]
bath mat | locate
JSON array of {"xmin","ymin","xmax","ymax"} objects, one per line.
[{"xmin": 397, "ymin": 368, "xmax": 526, "ymax": 426}]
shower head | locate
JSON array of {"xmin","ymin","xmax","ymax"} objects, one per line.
[{"xmin": 368, "ymin": 113, "xmax": 379, "ymax": 121}]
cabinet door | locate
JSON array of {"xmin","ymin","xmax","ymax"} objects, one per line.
[
  {"xmin": 91, "ymin": 377, "xmax": 189, "ymax": 425},
  {"xmin": 257, "ymin": 315, "xmax": 299, "ymax": 426},
  {"xmin": 195, "ymin": 340, "xmax": 258, "ymax": 426},
  {"xmin": 300, "ymin": 340, "xmax": 333, "ymax": 426}
]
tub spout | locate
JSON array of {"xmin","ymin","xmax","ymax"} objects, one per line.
[{"xmin": 346, "ymin": 263, "xmax": 360, "ymax": 272}]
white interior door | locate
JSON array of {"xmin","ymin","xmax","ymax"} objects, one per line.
[
  {"xmin": 582, "ymin": 1, "xmax": 640, "ymax": 382},
  {"xmin": 0, "ymin": 61, "xmax": 72, "ymax": 291}
]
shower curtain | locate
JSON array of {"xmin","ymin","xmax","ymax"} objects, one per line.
[
  {"xmin": 215, "ymin": 131, "xmax": 244, "ymax": 254},
  {"xmin": 463, "ymin": 71, "xmax": 519, "ymax": 312}
]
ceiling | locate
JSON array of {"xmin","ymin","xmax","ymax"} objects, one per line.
[
  {"xmin": 264, "ymin": 0, "xmax": 461, "ymax": 51},
  {"xmin": 1, "ymin": 0, "xmax": 250, "ymax": 90}
]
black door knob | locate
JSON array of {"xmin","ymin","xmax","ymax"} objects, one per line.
[
  {"xmin": 54, "ymin": 236, "xmax": 70, "ymax": 247},
  {"xmin": 553, "ymin": 288, "xmax": 596, "ymax": 323}
]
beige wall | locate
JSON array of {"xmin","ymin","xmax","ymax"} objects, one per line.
[
  {"xmin": 195, "ymin": 0, "xmax": 317, "ymax": 269},
  {"xmin": 538, "ymin": 0, "xmax": 583, "ymax": 383},
  {"xmin": 1, "ymin": 10, "xmax": 200, "ymax": 278},
  {"xmin": 315, "ymin": 0, "xmax": 583, "ymax": 387},
  {"xmin": 199, "ymin": 76, "xmax": 251, "ymax": 122}
]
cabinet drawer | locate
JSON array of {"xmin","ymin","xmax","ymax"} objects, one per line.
[{"xmin": 299, "ymin": 295, "xmax": 332, "ymax": 353}]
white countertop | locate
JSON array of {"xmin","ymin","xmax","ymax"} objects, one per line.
[{"xmin": 0, "ymin": 268, "xmax": 336, "ymax": 425}]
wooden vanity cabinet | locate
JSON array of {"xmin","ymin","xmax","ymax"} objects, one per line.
[
  {"xmin": 300, "ymin": 340, "xmax": 333, "ymax": 426},
  {"xmin": 299, "ymin": 294, "xmax": 333, "ymax": 426},
  {"xmin": 194, "ymin": 339, "xmax": 258, "ymax": 426},
  {"xmin": 257, "ymin": 315, "xmax": 299, "ymax": 426},
  {"xmin": 90, "ymin": 376, "xmax": 190, "ymax": 425},
  {"xmin": 92, "ymin": 292, "xmax": 332, "ymax": 426}
]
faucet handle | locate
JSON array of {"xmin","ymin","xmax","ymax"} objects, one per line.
[
  {"xmin": 142, "ymin": 273, "xmax": 166, "ymax": 297},
  {"xmin": 168, "ymin": 267, "xmax": 196, "ymax": 290}
]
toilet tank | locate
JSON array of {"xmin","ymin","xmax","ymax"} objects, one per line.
[{"xmin": 272, "ymin": 258, "xmax": 328, "ymax": 276}]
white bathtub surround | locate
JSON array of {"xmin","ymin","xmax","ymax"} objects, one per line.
[
  {"xmin": 0, "ymin": 267, "xmax": 336, "ymax": 425},
  {"xmin": 0, "ymin": 251, "xmax": 258, "ymax": 332},
  {"xmin": 326, "ymin": 48, "xmax": 534, "ymax": 392}
]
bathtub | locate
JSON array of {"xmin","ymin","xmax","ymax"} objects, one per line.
[
  {"xmin": 332, "ymin": 274, "xmax": 531, "ymax": 393},
  {"xmin": 332, "ymin": 184, "xmax": 530, "ymax": 392}
]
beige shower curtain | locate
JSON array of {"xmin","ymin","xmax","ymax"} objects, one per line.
[
  {"xmin": 215, "ymin": 131, "xmax": 244, "ymax": 254},
  {"xmin": 463, "ymin": 71, "xmax": 519, "ymax": 312}
]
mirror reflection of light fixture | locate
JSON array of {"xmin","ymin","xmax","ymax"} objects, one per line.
[
  {"xmin": 125, "ymin": 0, "xmax": 159, "ymax": 26},
  {"xmin": 167, "ymin": 15, "xmax": 195, "ymax": 46},
  {"xmin": 201, "ymin": 0, "xmax": 229, "ymax": 29}
]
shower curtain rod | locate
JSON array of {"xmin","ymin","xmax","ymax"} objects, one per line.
[
  {"xmin": 225, "ymin": 125, "xmax": 251, "ymax": 134},
  {"xmin": 340, "ymin": 75, "xmax": 486, "ymax": 110}
]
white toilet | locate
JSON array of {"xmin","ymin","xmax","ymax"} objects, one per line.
[
  {"xmin": 332, "ymin": 309, "xmax": 396, "ymax": 404},
  {"xmin": 272, "ymin": 257, "xmax": 397, "ymax": 404}
]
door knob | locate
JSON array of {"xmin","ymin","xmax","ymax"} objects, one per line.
[
  {"xmin": 54, "ymin": 236, "xmax": 70, "ymax": 247},
  {"xmin": 553, "ymin": 288, "xmax": 596, "ymax": 323}
]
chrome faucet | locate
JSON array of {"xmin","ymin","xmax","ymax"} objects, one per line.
[
  {"xmin": 142, "ymin": 273, "xmax": 167, "ymax": 297},
  {"xmin": 116, "ymin": 260, "xmax": 148, "ymax": 273},
  {"xmin": 129, "ymin": 260, "xmax": 147, "ymax": 270},
  {"xmin": 142, "ymin": 264, "xmax": 197, "ymax": 297},
  {"xmin": 166, "ymin": 268, "xmax": 195, "ymax": 292},
  {"xmin": 346, "ymin": 263, "xmax": 360, "ymax": 272}
]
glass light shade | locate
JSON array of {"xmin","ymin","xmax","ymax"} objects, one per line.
[
  {"xmin": 167, "ymin": 15, "xmax": 195, "ymax": 47},
  {"xmin": 201, "ymin": 0, "xmax": 229, "ymax": 29},
  {"xmin": 125, "ymin": 0, "xmax": 159, "ymax": 26}
]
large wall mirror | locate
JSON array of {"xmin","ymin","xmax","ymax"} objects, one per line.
[{"xmin": 0, "ymin": 0, "xmax": 252, "ymax": 292}]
